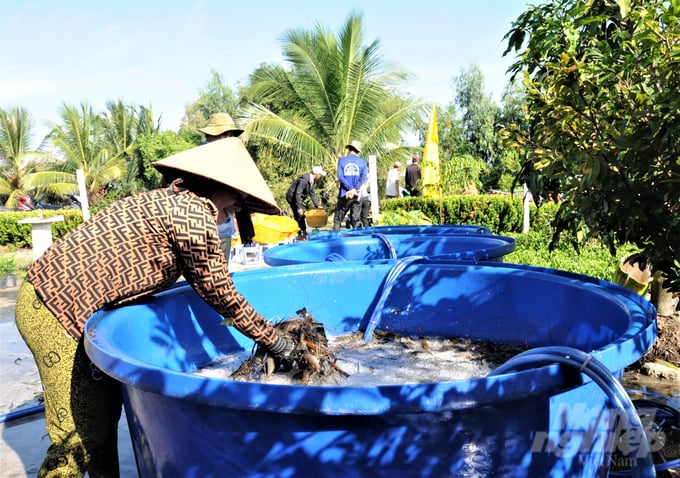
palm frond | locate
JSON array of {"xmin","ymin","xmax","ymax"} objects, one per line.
[{"xmin": 238, "ymin": 12, "xmax": 429, "ymax": 182}]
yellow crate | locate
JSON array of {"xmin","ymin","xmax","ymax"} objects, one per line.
[
  {"xmin": 251, "ymin": 213, "xmax": 299, "ymax": 244},
  {"xmin": 305, "ymin": 209, "xmax": 328, "ymax": 228}
]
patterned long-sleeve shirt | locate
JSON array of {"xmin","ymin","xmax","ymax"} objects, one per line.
[{"xmin": 27, "ymin": 186, "xmax": 278, "ymax": 347}]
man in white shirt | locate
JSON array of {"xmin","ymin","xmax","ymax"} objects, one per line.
[{"xmin": 385, "ymin": 161, "xmax": 402, "ymax": 198}]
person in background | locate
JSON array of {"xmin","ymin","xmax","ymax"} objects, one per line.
[
  {"xmin": 14, "ymin": 138, "xmax": 297, "ymax": 478},
  {"xmin": 405, "ymin": 155, "xmax": 422, "ymax": 197},
  {"xmin": 286, "ymin": 166, "xmax": 327, "ymax": 239},
  {"xmin": 199, "ymin": 112, "xmax": 256, "ymax": 245},
  {"xmin": 385, "ymin": 161, "xmax": 402, "ymax": 199},
  {"xmin": 218, "ymin": 215, "xmax": 238, "ymax": 260},
  {"xmin": 198, "ymin": 112, "xmax": 244, "ymax": 140},
  {"xmin": 333, "ymin": 140, "xmax": 368, "ymax": 230},
  {"xmin": 351, "ymin": 174, "xmax": 371, "ymax": 228},
  {"xmin": 16, "ymin": 194, "xmax": 34, "ymax": 211}
]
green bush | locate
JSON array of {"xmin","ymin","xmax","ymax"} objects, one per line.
[
  {"xmin": 0, "ymin": 196, "xmax": 625, "ymax": 285},
  {"xmin": 381, "ymin": 194, "xmax": 558, "ymax": 235},
  {"xmin": 0, "ymin": 211, "xmax": 32, "ymax": 247},
  {"xmin": 0, "ymin": 254, "xmax": 16, "ymax": 277},
  {"xmin": 504, "ymin": 231, "xmax": 620, "ymax": 282},
  {"xmin": 0, "ymin": 210, "xmax": 83, "ymax": 247},
  {"xmin": 378, "ymin": 209, "xmax": 432, "ymax": 225}
]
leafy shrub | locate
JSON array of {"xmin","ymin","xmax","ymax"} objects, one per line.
[
  {"xmin": 504, "ymin": 231, "xmax": 623, "ymax": 283},
  {"xmin": 381, "ymin": 194, "xmax": 551, "ymax": 234},
  {"xmin": 0, "ymin": 254, "xmax": 16, "ymax": 277},
  {"xmin": 0, "ymin": 210, "xmax": 83, "ymax": 247},
  {"xmin": 377, "ymin": 209, "xmax": 432, "ymax": 226}
]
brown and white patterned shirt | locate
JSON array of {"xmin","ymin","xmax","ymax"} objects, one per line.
[{"xmin": 27, "ymin": 186, "xmax": 277, "ymax": 347}]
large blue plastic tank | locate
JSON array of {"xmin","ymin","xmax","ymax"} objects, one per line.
[
  {"xmin": 84, "ymin": 260, "xmax": 656, "ymax": 477},
  {"xmin": 308, "ymin": 224, "xmax": 493, "ymax": 239},
  {"xmin": 264, "ymin": 232, "xmax": 515, "ymax": 266}
]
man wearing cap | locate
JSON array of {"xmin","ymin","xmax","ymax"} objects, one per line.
[
  {"xmin": 14, "ymin": 138, "xmax": 297, "ymax": 478},
  {"xmin": 286, "ymin": 166, "xmax": 327, "ymax": 239},
  {"xmin": 385, "ymin": 161, "xmax": 403, "ymax": 198},
  {"xmin": 333, "ymin": 140, "xmax": 368, "ymax": 230},
  {"xmin": 405, "ymin": 155, "xmax": 422, "ymax": 197}
]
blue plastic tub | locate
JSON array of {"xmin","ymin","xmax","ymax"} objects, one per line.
[
  {"xmin": 309, "ymin": 224, "xmax": 493, "ymax": 239},
  {"xmin": 264, "ymin": 232, "xmax": 515, "ymax": 266},
  {"xmin": 84, "ymin": 260, "xmax": 657, "ymax": 477}
]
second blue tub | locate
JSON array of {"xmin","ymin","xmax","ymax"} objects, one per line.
[{"xmin": 264, "ymin": 231, "xmax": 515, "ymax": 266}]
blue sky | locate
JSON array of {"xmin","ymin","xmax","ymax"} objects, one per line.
[{"xmin": 1, "ymin": 0, "xmax": 535, "ymax": 148}]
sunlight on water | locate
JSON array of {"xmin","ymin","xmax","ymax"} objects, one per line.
[{"xmin": 195, "ymin": 333, "xmax": 524, "ymax": 386}]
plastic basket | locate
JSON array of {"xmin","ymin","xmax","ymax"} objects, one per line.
[
  {"xmin": 306, "ymin": 209, "xmax": 329, "ymax": 228},
  {"xmin": 251, "ymin": 213, "xmax": 299, "ymax": 245}
]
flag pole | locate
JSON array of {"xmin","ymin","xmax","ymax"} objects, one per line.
[{"xmin": 421, "ymin": 106, "xmax": 442, "ymax": 219}]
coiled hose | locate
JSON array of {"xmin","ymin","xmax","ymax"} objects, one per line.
[{"xmin": 490, "ymin": 346, "xmax": 656, "ymax": 478}]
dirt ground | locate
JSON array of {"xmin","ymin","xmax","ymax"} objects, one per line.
[{"xmin": 639, "ymin": 311, "xmax": 680, "ymax": 366}]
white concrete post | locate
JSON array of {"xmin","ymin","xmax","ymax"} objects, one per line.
[
  {"xmin": 522, "ymin": 183, "xmax": 530, "ymax": 233},
  {"xmin": 18, "ymin": 215, "xmax": 65, "ymax": 260},
  {"xmin": 76, "ymin": 169, "xmax": 91, "ymax": 221},
  {"xmin": 368, "ymin": 155, "xmax": 379, "ymax": 224}
]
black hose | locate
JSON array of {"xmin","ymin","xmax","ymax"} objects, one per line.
[{"xmin": 490, "ymin": 346, "xmax": 656, "ymax": 478}]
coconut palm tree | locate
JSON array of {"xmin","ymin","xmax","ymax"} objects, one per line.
[
  {"xmin": 0, "ymin": 107, "xmax": 51, "ymax": 208},
  {"xmin": 101, "ymin": 100, "xmax": 163, "ymax": 196},
  {"xmin": 34, "ymin": 103, "xmax": 127, "ymax": 202},
  {"xmin": 103, "ymin": 100, "xmax": 137, "ymax": 160},
  {"xmin": 239, "ymin": 13, "xmax": 429, "ymax": 178}
]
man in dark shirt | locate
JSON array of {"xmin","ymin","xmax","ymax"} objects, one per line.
[
  {"xmin": 286, "ymin": 166, "xmax": 326, "ymax": 238},
  {"xmin": 405, "ymin": 155, "xmax": 422, "ymax": 197}
]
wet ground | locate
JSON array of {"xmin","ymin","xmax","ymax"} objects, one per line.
[
  {"xmin": 0, "ymin": 259, "xmax": 265, "ymax": 477},
  {"xmin": 0, "ymin": 278, "xmax": 137, "ymax": 477}
]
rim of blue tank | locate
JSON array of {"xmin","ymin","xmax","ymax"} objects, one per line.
[{"xmin": 84, "ymin": 260, "xmax": 656, "ymax": 416}]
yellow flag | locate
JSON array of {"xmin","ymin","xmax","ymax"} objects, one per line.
[{"xmin": 422, "ymin": 106, "xmax": 440, "ymax": 197}]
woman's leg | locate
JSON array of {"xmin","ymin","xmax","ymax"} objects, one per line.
[{"xmin": 15, "ymin": 281, "xmax": 123, "ymax": 478}]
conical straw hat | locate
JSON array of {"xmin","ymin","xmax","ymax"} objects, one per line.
[{"xmin": 152, "ymin": 137, "xmax": 280, "ymax": 215}]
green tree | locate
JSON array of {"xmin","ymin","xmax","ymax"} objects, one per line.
[
  {"xmin": 0, "ymin": 107, "xmax": 50, "ymax": 207},
  {"xmin": 496, "ymin": 80, "xmax": 529, "ymax": 192},
  {"xmin": 440, "ymin": 153, "xmax": 489, "ymax": 195},
  {"xmin": 504, "ymin": 0, "xmax": 680, "ymax": 307},
  {"xmin": 42, "ymin": 103, "xmax": 127, "ymax": 201},
  {"xmin": 137, "ymin": 131, "xmax": 195, "ymax": 188},
  {"xmin": 451, "ymin": 65, "xmax": 502, "ymax": 190},
  {"xmin": 238, "ymin": 13, "xmax": 428, "ymax": 191},
  {"xmin": 436, "ymin": 106, "xmax": 464, "ymax": 160},
  {"xmin": 181, "ymin": 69, "xmax": 240, "ymax": 143},
  {"xmin": 101, "ymin": 100, "xmax": 163, "ymax": 196},
  {"xmin": 103, "ymin": 100, "xmax": 137, "ymax": 160}
]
